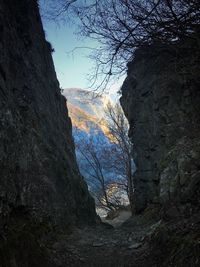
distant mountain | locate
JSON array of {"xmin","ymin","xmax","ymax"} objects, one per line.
[
  {"xmin": 62, "ymin": 88, "xmax": 129, "ymax": 214},
  {"xmin": 63, "ymin": 88, "xmax": 110, "ymax": 136},
  {"xmin": 63, "ymin": 88, "xmax": 109, "ymax": 117},
  {"xmin": 63, "ymin": 87, "xmax": 111, "ymax": 187}
]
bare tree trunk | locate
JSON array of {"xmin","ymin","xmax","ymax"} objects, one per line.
[{"xmin": 127, "ymin": 162, "xmax": 134, "ymax": 215}]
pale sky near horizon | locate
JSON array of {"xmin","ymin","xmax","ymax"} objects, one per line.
[{"xmin": 40, "ymin": 2, "xmax": 125, "ymax": 100}]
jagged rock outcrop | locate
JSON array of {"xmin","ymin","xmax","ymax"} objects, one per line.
[
  {"xmin": 120, "ymin": 39, "xmax": 200, "ymax": 214},
  {"xmin": 0, "ymin": 0, "xmax": 96, "ymax": 227}
]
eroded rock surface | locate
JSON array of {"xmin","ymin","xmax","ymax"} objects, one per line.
[
  {"xmin": 0, "ymin": 0, "xmax": 96, "ymax": 227},
  {"xmin": 120, "ymin": 41, "xmax": 200, "ymax": 213}
]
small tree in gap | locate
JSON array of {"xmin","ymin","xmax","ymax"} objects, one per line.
[{"xmin": 104, "ymin": 102, "xmax": 135, "ymax": 213}]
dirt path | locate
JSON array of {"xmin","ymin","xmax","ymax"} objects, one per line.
[
  {"xmin": 101, "ymin": 210, "xmax": 132, "ymax": 228},
  {"xmin": 51, "ymin": 215, "xmax": 159, "ymax": 267},
  {"xmin": 48, "ymin": 209, "xmax": 200, "ymax": 267}
]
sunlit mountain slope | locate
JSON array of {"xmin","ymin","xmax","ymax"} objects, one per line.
[
  {"xmin": 63, "ymin": 88, "xmax": 110, "ymax": 135},
  {"xmin": 62, "ymin": 88, "xmax": 129, "ymax": 214}
]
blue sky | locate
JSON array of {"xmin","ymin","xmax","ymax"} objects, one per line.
[
  {"xmin": 42, "ymin": 18, "xmax": 97, "ymax": 89},
  {"xmin": 40, "ymin": 1, "xmax": 125, "ymax": 98}
]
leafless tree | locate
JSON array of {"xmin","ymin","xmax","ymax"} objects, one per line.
[
  {"xmin": 75, "ymin": 128, "xmax": 128, "ymax": 212},
  {"xmin": 104, "ymin": 102, "xmax": 135, "ymax": 213},
  {"xmin": 40, "ymin": 0, "xmax": 200, "ymax": 91}
]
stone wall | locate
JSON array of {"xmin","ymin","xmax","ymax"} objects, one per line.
[
  {"xmin": 0, "ymin": 0, "xmax": 96, "ymax": 226},
  {"xmin": 120, "ymin": 40, "xmax": 200, "ymax": 213}
]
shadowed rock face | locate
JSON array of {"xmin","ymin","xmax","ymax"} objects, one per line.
[
  {"xmin": 0, "ymin": 0, "xmax": 96, "ymax": 226},
  {"xmin": 120, "ymin": 41, "xmax": 200, "ymax": 213}
]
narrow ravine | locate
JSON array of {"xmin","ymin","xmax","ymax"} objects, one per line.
[{"xmin": 1, "ymin": 1, "xmax": 200, "ymax": 267}]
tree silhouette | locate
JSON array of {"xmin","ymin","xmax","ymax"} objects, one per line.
[
  {"xmin": 75, "ymin": 128, "xmax": 129, "ymax": 212},
  {"xmin": 42, "ymin": 0, "xmax": 200, "ymax": 90},
  {"xmin": 104, "ymin": 103, "xmax": 135, "ymax": 213}
]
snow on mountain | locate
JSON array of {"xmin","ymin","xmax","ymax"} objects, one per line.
[
  {"xmin": 63, "ymin": 88, "xmax": 110, "ymax": 116},
  {"xmin": 62, "ymin": 88, "xmax": 129, "ymax": 213},
  {"xmin": 63, "ymin": 88, "xmax": 110, "ymax": 136}
]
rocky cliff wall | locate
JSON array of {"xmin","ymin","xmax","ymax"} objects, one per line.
[
  {"xmin": 120, "ymin": 39, "xmax": 200, "ymax": 214},
  {"xmin": 0, "ymin": 0, "xmax": 96, "ymax": 226}
]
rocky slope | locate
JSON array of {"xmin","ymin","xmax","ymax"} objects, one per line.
[
  {"xmin": 0, "ymin": 0, "xmax": 96, "ymax": 228},
  {"xmin": 120, "ymin": 39, "xmax": 200, "ymax": 214},
  {"xmin": 63, "ymin": 88, "xmax": 110, "ymax": 135}
]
